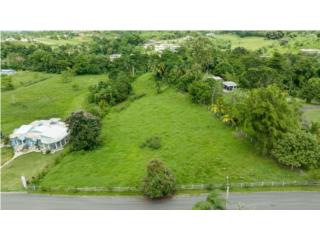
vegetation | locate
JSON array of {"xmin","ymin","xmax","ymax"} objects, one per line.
[
  {"xmin": 140, "ymin": 136, "xmax": 162, "ymax": 150},
  {"xmin": 271, "ymin": 130, "xmax": 320, "ymax": 169},
  {"xmin": 65, "ymin": 111, "xmax": 101, "ymax": 151},
  {"xmin": 141, "ymin": 159, "xmax": 176, "ymax": 199},
  {"xmin": 37, "ymin": 74, "xmax": 318, "ymax": 190},
  {"xmin": 1, "ymin": 147, "xmax": 13, "ymax": 166},
  {"xmin": 300, "ymin": 78, "xmax": 320, "ymax": 103},
  {"xmin": 1, "ymin": 72, "xmax": 105, "ymax": 135},
  {"xmin": 1, "ymin": 31, "xmax": 320, "ymax": 192},
  {"xmin": 193, "ymin": 191, "xmax": 225, "ymax": 210},
  {"xmin": 1, "ymin": 151, "xmax": 62, "ymax": 191}
]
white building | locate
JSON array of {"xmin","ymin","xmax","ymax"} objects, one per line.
[
  {"xmin": 222, "ymin": 81, "xmax": 237, "ymax": 92},
  {"xmin": 1, "ymin": 69, "xmax": 16, "ymax": 75},
  {"xmin": 143, "ymin": 41, "xmax": 180, "ymax": 53},
  {"xmin": 300, "ymin": 49, "xmax": 320, "ymax": 55},
  {"xmin": 10, "ymin": 118, "xmax": 69, "ymax": 153},
  {"xmin": 109, "ymin": 54, "xmax": 122, "ymax": 61}
]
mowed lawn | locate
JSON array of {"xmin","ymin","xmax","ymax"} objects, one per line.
[
  {"xmin": 39, "ymin": 73, "xmax": 315, "ymax": 189},
  {"xmin": 1, "ymin": 147, "xmax": 13, "ymax": 166},
  {"xmin": 214, "ymin": 33, "xmax": 276, "ymax": 50},
  {"xmin": 1, "ymin": 72, "xmax": 106, "ymax": 191},
  {"xmin": 1, "ymin": 71, "xmax": 106, "ymax": 135},
  {"xmin": 1, "ymin": 152, "xmax": 63, "ymax": 191},
  {"xmin": 303, "ymin": 109, "xmax": 320, "ymax": 123}
]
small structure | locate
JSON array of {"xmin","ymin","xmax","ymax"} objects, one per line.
[
  {"xmin": 300, "ymin": 49, "xmax": 320, "ymax": 55},
  {"xmin": 222, "ymin": 81, "xmax": 237, "ymax": 92},
  {"xmin": 1, "ymin": 69, "xmax": 16, "ymax": 75},
  {"xmin": 143, "ymin": 40, "xmax": 180, "ymax": 53},
  {"xmin": 109, "ymin": 54, "xmax": 122, "ymax": 61},
  {"xmin": 10, "ymin": 118, "xmax": 69, "ymax": 154},
  {"xmin": 206, "ymin": 74, "xmax": 223, "ymax": 81}
]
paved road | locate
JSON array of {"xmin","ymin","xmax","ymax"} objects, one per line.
[{"xmin": 1, "ymin": 192, "xmax": 320, "ymax": 210}]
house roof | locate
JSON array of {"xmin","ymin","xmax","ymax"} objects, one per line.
[
  {"xmin": 10, "ymin": 118, "xmax": 68, "ymax": 144},
  {"xmin": 223, "ymin": 81, "xmax": 237, "ymax": 87}
]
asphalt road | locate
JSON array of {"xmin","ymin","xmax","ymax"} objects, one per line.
[{"xmin": 1, "ymin": 192, "xmax": 320, "ymax": 210}]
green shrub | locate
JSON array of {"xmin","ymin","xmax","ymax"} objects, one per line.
[
  {"xmin": 140, "ymin": 136, "xmax": 161, "ymax": 150},
  {"xmin": 142, "ymin": 159, "xmax": 176, "ymax": 199},
  {"xmin": 193, "ymin": 191, "xmax": 226, "ymax": 210},
  {"xmin": 192, "ymin": 201, "xmax": 212, "ymax": 210}
]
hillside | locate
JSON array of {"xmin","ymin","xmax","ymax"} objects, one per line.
[
  {"xmin": 38, "ymin": 73, "xmax": 316, "ymax": 189},
  {"xmin": 1, "ymin": 72, "xmax": 106, "ymax": 191},
  {"xmin": 1, "ymin": 71, "xmax": 106, "ymax": 134}
]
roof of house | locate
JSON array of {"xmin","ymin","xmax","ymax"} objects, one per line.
[
  {"xmin": 222, "ymin": 81, "xmax": 237, "ymax": 87},
  {"xmin": 10, "ymin": 118, "xmax": 68, "ymax": 144}
]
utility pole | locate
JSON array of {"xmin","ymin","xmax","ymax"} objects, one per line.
[{"xmin": 225, "ymin": 176, "xmax": 230, "ymax": 209}]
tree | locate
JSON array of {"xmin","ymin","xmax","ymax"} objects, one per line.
[
  {"xmin": 300, "ymin": 77, "xmax": 320, "ymax": 103},
  {"xmin": 141, "ymin": 159, "xmax": 176, "ymax": 199},
  {"xmin": 188, "ymin": 78, "xmax": 222, "ymax": 105},
  {"xmin": 240, "ymin": 66, "xmax": 282, "ymax": 89},
  {"xmin": 65, "ymin": 111, "xmax": 101, "ymax": 151},
  {"xmin": 271, "ymin": 130, "xmax": 320, "ymax": 169},
  {"xmin": 240, "ymin": 85, "xmax": 300, "ymax": 153},
  {"xmin": 88, "ymin": 72, "xmax": 132, "ymax": 106}
]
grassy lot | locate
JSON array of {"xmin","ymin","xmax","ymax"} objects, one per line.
[
  {"xmin": 303, "ymin": 109, "xmax": 320, "ymax": 123},
  {"xmin": 1, "ymin": 72, "xmax": 106, "ymax": 191},
  {"xmin": 39, "ymin": 73, "xmax": 318, "ymax": 189},
  {"xmin": 214, "ymin": 33, "xmax": 320, "ymax": 55},
  {"xmin": 1, "ymin": 151, "xmax": 63, "ymax": 191},
  {"xmin": 1, "ymin": 147, "xmax": 13, "ymax": 166},
  {"xmin": 214, "ymin": 33, "xmax": 276, "ymax": 50},
  {"xmin": 1, "ymin": 72, "xmax": 106, "ymax": 135}
]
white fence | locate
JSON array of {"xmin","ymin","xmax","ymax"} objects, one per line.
[{"xmin": 28, "ymin": 180, "xmax": 320, "ymax": 193}]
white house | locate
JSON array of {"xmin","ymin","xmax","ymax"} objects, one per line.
[
  {"xmin": 1, "ymin": 69, "xmax": 16, "ymax": 75},
  {"xmin": 222, "ymin": 81, "xmax": 237, "ymax": 92},
  {"xmin": 109, "ymin": 54, "xmax": 122, "ymax": 61},
  {"xmin": 10, "ymin": 118, "xmax": 69, "ymax": 154}
]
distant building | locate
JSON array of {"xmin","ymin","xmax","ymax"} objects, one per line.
[
  {"xmin": 154, "ymin": 43, "xmax": 180, "ymax": 53},
  {"xmin": 1, "ymin": 69, "xmax": 16, "ymax": 75},
  {"xmin": 206, "ymin": 75, "xmax": 223, "ymax": 81},
  {"xmin": 143, "ymin": 41, "xmax": 180, "ymax": 53},
  {"xmin": 10, "ymin": 118, "xmax": 69, "ymax": 154},
  {"xmin": 300, "ymin": 49, "xmax": 320, "ymax": 55},
  {"xmin": 109, "ymin": 54, "xmax": 122, "ymax": 61},
  {"xmin": 222, "ymin": 81, "xmax": 237, "ymax": 92}
]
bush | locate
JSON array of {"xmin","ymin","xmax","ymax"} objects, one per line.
[
  {"xmin": 140, "ymin": 136, "xmax": 161, "ymax": 150},
  {"xmin": 192, "ymin": 201, "xmax": 212, "ymax": 210},
  {"xmin": 206, "ymin": 191, "xmax": 226, "ymax": 210},
  {"xmin": 193, "ymin": 191, "xmax": 226, "ymax": 210},
  {"xmin": 142, "ymin": 159, "xmax": 176, "ymax": 199},
  {"xmin": 271, "ymin": 130, "xmax": 320, "ymax": 169}
]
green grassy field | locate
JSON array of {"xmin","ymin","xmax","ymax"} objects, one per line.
[
  {"xmin": 1, "ymin": 147, "xmax": 13, "ymax": 166},
  {"xmin": 214, "ymin": 33, "xmax": 320, "ymax": 55},
  {"xmin": 38, "ymin": 73, "xmax": 317, "ymax": 190},
  {"xmin": 1, "ymin": 151, "xmax": 63, "ymax": 191},
  {"xmin": 303, "ymin": 109, "xmax": 320, "ymax": 123},
  {"xmin": 214, "ymin": 34, "xmax": 276, "ymax": 50},
  {"xmin": 1, "ymin": 72, "xmax": 106, "ymax": 191},
  {"xmin": 1, "ymin": 71, "xmax": 106, "ymax": 135}
]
